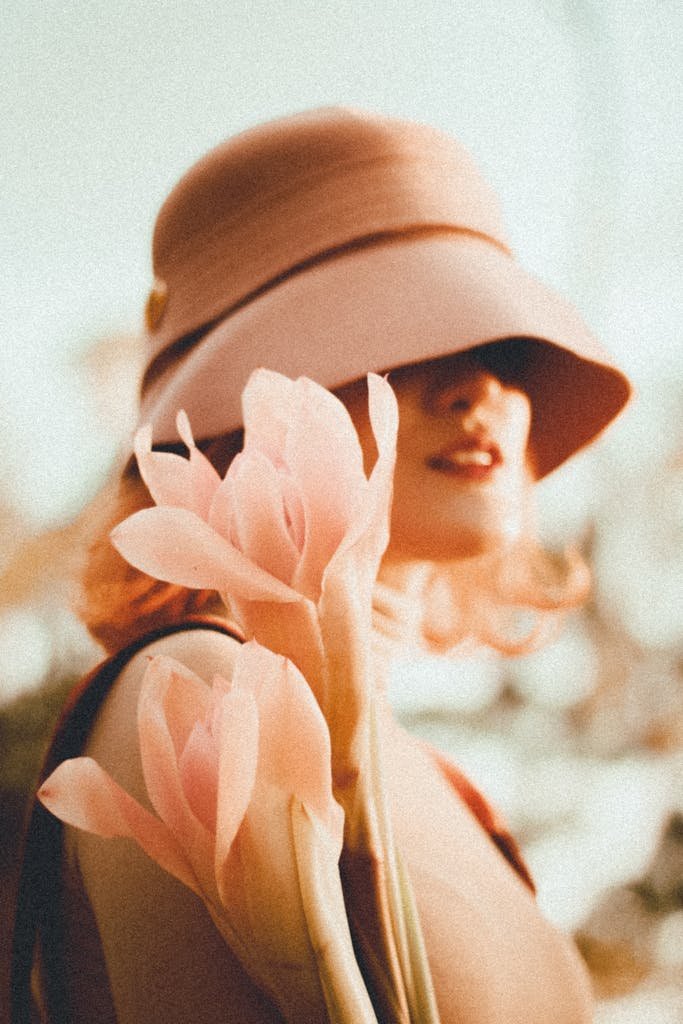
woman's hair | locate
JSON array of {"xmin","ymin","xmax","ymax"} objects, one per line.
[
  {"xmin": 79, "ymin": 432, "xmax": 242, "ymax": 654},
  {"xmin": 421, "ymin": 542, "xmax": 589, "ymax": 655},
  {"xmin": 79, "ymin": 418, "xmax": 589, "ymax": 658}
]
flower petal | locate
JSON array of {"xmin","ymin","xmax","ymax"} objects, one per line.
[
  {"xmin": 205, "ymin": 471, "xmax": 236, "ymax": 544},
  {"xmin": 134, "ymin": 419, "xmax": 221, "ymax": 517},
  {"xmin": 236, "ymin": 643, "xmax": 342, "ymax": 836},
  {"xmin": 340, "ymin": 373, "xmax": 398, "ymax": 565},
  {"xmin": 38, "ymin": 757, "xmax": 199, "ymax": 894},
  {"xmin": 322, "ymin": 375, "xmax": 398, "ymax": 615},
  {"xmin": 287, "ymin": 377, "xmax": 366, "ymax": 498},
  {"xmin": 286, "ymin": 378, "xmax": 366, "ymax": 598},
  {"xmin": 214, "ymin": 685, "xmax": 260, "ymax": 887},
  {"xmin": 176, "ymin": 410, "xmax": 224, "ymax": 518},
  {"xmin": 111, "ymin": 507, "xmax": 300, "ymax": 602},
  {"xmin": 220, "ymin": 450, "xmax": 301, "ymax": 585},
  {"xmin": 241, "ymin": 368, "xmax": 293, "ymax": 460},
  {"xmin": 178, "ymin": 720, "xmax": 220, "ymax": 832},
  {"xmin": 137, "ymin": 657, "xmax": 213, "ymax": 860},
  {"xmin": 150, "ymin": 655, "xmax": 215, "ymax": 762}
]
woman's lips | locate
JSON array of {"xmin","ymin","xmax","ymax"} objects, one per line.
[{"xmin": 426, "ymin": 440, "xmax": 502, "ymax": 480}]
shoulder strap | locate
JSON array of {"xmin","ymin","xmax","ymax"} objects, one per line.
[
  {"xmin": 424, "ymin": 741, "xmax": 535, "ymax": 894},
  {"xmin": 10, "ymin": 618, "xmax": 236, "ymax": 1024}
]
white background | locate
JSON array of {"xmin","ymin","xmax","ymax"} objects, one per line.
[{"xmin": 2, "ymin": 0, "xmax": 680, "ymax": 526}]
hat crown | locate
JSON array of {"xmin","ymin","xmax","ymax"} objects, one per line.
[{"xmin": 147, "ymin": 107, "xmax": 509, "ymax": 354}]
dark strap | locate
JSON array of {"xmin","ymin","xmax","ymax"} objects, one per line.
[
  {"xmin": 425, "ymin": 743, "xmax": 535, "ymax": 894},
  {"xmin": 10, "ymin": 618, "xmax": 236, "ymax": 1024}
]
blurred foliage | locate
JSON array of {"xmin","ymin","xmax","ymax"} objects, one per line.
[{"xmin": 0, "ymin": 675, "xmax": 75, "ymax": 796}]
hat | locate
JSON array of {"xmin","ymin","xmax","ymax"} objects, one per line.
[{"xmin": 139, "ymin": 107, "xmax": 631, "ymax": 477}]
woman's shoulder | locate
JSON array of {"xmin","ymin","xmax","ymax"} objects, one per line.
[
  {"xmin": 62, "ymin": 623, "xmax": 281, "ymax": 1023},
  {"xmin": 83, "ymin": 622, "xmax": 242, "ymax": 782},
  {"xmin": 116, "ymin": 621, "xmax": 243, "ymax": 690}
]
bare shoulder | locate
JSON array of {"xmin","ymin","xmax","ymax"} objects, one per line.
[
  {"xmin": 64, "ymin": 628, "xmax": 282, "ymax": 1023},
  {"xmin": 378, "ymin": 709, "xmax": 593, "ymax": 1023},
  {"xmin": 115, "ymin": 625, "xmax": 243, "ymax": 713}
]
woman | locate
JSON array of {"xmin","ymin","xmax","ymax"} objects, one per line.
[{"xmin": 13, "ymin": 108, "xmax": 630, "ymax": 1023}]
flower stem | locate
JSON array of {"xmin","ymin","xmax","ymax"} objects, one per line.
[
  {"xmin": 291, "ymin": 799, "xmax": 379, "ymax": 1024},
  {"xmin": 368, "ymin": 693, "xmax": 441, "ymax": 1024}
]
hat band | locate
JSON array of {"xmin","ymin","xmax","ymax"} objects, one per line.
[{"xmin": 141, "ymin": 224, "xmax": 510, "ymax": 397}]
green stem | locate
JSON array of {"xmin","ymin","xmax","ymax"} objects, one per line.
[
  {"xmin": 291, "ymin": 799, "xmax": 380, "ymax": 1024},
  {"xmin": 320, "ymin": 557, "xmax": 438, "ymax": 1020},
  {"xmin": 368, "ymin": 694, "xmax": 441, "ymax": 1024},
  {"xmin": 396, "ymin": 850, "xmax": 441, "ymax": 1023}
]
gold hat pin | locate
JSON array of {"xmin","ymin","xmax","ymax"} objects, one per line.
[{"xmin": 145, "ymin": 277, "xmax": 168, "ymax": 332}]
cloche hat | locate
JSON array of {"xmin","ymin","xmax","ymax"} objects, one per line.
[{"xmin": 139, "ymin": 107, "xmax": 631, "ymax": 477}]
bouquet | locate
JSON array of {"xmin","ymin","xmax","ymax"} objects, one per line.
[{"xmin": 39, "ymin": 370, "xmax": 440, "ymax": 1023}]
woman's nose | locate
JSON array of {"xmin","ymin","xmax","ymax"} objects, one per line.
[{"xmin": 429, "ymin": 371, "xmax": 502, "ymax": 418}]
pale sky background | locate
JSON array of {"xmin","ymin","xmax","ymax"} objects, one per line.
[{"xmin": 1, "ymin": 0, "xmax": 681, "ymax": 532}]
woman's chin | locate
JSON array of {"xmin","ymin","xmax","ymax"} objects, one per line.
[{"xmin": 386, "ymin": 519, "xmax": 519, "ymax": 563}]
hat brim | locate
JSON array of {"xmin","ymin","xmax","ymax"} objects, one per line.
[{"xmin": 140, "ymin": 233, "xmax": 631, "ymax": 477}]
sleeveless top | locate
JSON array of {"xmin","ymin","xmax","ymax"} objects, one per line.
[{"xmin": 10, "ymin": 619, "xmax": 534, "ymax": 1024}]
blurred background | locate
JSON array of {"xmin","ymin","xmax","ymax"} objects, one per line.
[{"xmin": 1, "ymin": 1, "xmax": 681, "ymax": 1020}]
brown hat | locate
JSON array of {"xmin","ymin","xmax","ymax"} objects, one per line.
[{"xmin": 139, "ymin": 107, "xmax": 631, "ymax": 477}]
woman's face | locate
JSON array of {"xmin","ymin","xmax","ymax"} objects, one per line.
[{"xmin": 341, "ymin": 352, "xmax": 536, "ymax": 561}]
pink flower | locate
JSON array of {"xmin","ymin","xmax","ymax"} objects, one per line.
[
  {"xmin": 38, "ymin": 645, "xmax": 377, "ymax": 1023},
  {"xmin": 105, "ymin": 371, "xmax": 440, "ymax": 1021},
  {"xmin": 111, "ymin": 371, "xmax": 398, "ymax": 771}
]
